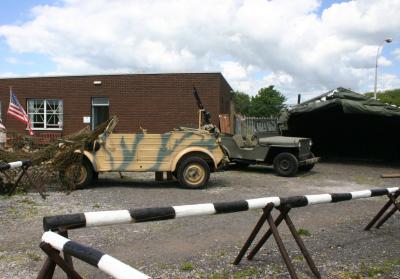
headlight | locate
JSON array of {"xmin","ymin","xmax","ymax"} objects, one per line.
[
  {"xmin": 298, "ymin": 142, "xmax": 301, "ymax": 148},
  {"xmin": 309, "ymin": 140, "xmax": 313, "ymax": 146}
]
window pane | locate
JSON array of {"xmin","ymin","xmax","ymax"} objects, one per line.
[
  {"xmin": 92, "ymin": 97, "xmax": 109, "ymax": 106},
  {"xmin": 45, "ymin": 100, "xmax": 63, "ymax": 129},
  {"xmin": 27, "ymin": 99, "xmax": 63, "ymax": 130}
]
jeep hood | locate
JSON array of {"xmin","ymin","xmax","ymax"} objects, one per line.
[{"xmin": 259, "ymin": 136, "xmax": 308, "ymax": 145}]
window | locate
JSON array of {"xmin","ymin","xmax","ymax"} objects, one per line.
[
  {"xmin": 27, "ymin": 99, "xmax": 63, "ymax": 130},
  {"xmin": 92, "ymin": 97, "xmax": 109, "ymax": 130}
]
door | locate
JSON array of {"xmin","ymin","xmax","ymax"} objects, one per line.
[{"xmin": 92, "ymin": 97, "xmax": 109, "ymax": 130}]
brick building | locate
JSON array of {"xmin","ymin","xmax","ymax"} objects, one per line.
[{"xmin": 0, "ymin": 73, "xmax": 233, "ymax": 137}]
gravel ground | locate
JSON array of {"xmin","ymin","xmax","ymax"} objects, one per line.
[{"xmin": 1, "ymin": 161, "xmax": 400, "ymax": 279}]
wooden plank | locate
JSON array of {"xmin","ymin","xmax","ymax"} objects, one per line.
[{"xmin": 219, "ymin": 114, "xmax": 231, "ymax": 134}]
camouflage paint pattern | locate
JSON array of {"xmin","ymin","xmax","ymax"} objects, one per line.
[{"xmin": 82, "ymin": 130, "xmax": 225, "ymax": 172}]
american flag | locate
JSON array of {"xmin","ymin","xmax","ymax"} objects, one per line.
[{"xmin": 7, "ymin": 89, "xmax": 34, "ymax": 136}]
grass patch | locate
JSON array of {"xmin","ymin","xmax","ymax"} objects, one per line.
[
  {"xmin": 92, "ymin": 203, "xmax": 101, "ymax": 209},
  {"xmin": 27, "ymin": 252, "xmax": 41, "ymax": 262},
  {"xmin": 180, "ymin": 262, "xmax": 194, "ymax": 271},
  {"xmin": 297, "ymin": 228, "xmax": 311, "ymax": 237},
  {"xmin": 292, "ymin": 255, "xmax": 304, "ymax": 262},
  {"xmin": 339, "ymin": 259, "xmax": 400, "ymax": 279},
  {"xmin": 17, "ymin": 198, "xmax": 38, "ymax": 206}
]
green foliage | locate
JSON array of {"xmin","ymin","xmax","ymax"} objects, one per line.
[
  {"xmin": 232, "ymin": 86, "xmax": 287, "ymax": 117},
  {"xmin": 339, "ymin": 259, "xmax": 400, "ymax": 279},
  {"xmin": 365, "ymin": 88, "xmax": 400, "ymax": 106},
  {"xmin": 250, "ymin": 86, "xmax": 286, "ymax": 117},
  {"xmin": 232, "ymin": 91, "xmax": 251, "ymax": 115},
  {"xmin": 180, "ymin": 262, "xmax": 194, "ymax": 271},
  {"xmin": 297, "ymin": 228, "xmax": 311, "ymax": 237}
]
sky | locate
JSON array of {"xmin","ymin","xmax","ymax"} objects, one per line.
[{"xmin": 0, "ymin": 0, "xmax": 399, "ymax": 103}]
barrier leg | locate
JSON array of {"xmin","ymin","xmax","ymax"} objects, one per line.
[
  {"xmin": 59, "ymin": 229, "xmax": 74, "ymax": 279},
  {"xmin": 39, "ymin": 242, "xmax": 82, "ymax": 279},
  {"xmin": 375, "ymin": 196, "xmax": 400, "ymax": 229},
  {"xmin": 7, "ymin": 167, "xmax": 26, "ymax": 196},
  {"xmin": 365, "ymin": 191, "xmax": 400, "ymax": 230},
  {"xmin": 282, "ymin": 208, "xmax": 321, "ymax": 279},
  {"xmin": 236, "ymin": 204, "xmax": 321, "ymax": 279},
  {"xmin": 247, "ymin": 207, "xmax": 287, "ymax": 260},
  {"xmin": 37, "ymin": 257, "xmax": 56, "ymax": 279},
  {"xmin": 265, "ymin": 207, "xmax": 299, "ymax": 279},
  {"xmin": 233, "ymin": 203, "xmax": 273, "ymax": 265}
]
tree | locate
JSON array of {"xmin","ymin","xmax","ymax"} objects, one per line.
[
  {"xmin": 232, "ymin": 91, "xmax": 251, "ymax": 115},
  {"xmin": 249, "ymin": 86, "xmax": 286, "ymax": 117},
  {"xmin": 365, "ymin": 88, "xmax": 400, "ymax": 106}
]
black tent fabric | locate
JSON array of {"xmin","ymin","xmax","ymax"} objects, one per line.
[{"xmin": 281, "ymin": 88, "xmax": 400, "ymax": 160}]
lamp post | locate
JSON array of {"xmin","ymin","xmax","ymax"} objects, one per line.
[{"xmin": 374, "ymin": 38, "xmax": 392, "ymax": 99}]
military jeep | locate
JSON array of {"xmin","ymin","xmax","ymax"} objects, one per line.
[
  {"xmin": 220, "ymin": 132, "xmax": 318, "ymax": 177},
  {"xmin": 61, "ymin": 126, "xmax": 225, "ymax": 189}
]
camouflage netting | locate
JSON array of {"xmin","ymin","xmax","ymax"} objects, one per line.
[{"xmin": 0, "ymin": 116, "xmax": 118, "ymax": 194}]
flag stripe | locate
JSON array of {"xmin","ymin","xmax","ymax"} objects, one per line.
[{"xmin": 7, "ymin": 90, "xmax": 34, "ymax": 135}]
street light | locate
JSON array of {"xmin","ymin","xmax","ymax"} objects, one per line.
[{"xmin": 374, "ymin": 37, "xmax": 392, "ymax": 99}]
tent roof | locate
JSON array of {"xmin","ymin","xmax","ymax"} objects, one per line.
[{"xmin": 289, "ymin": 87, "xmax": 400, "ymax": 117}]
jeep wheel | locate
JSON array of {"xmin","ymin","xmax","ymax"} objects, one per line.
[
  {"xmin": 60, "ymin": 159, "xmax": 94, "ymax": 189},
  {"xmin": 177, "ymin": 157, "xmax": 210, "ymax": 189},
  {"xmin": 273, "ymin": 152, "xmax": 299, "ymax": 177},
  {"xmin": 299, "ymin": 152, "xmax": 315, "ymax": 172}
]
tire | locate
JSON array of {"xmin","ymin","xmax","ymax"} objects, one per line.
[
  {"xmin": 59, "ymin": 159, "xmax": 94, "ymax": 189},
  {"xmin": 177, "ymin": 157, "xmax": 210, "ymax": 189},
  {"xmin": 273, "ymin": 152, "xmax": 299, "ymax": 177},
  {"xmin": 299, "ymin": 152, "xmax": 315, "ymax": 172}
]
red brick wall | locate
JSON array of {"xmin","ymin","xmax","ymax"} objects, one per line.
[{"xmin": 0, "ymin": 73, "xmax": 232, "ymax": 136}]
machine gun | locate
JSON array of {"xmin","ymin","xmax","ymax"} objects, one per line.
[{"xmin": 193, "ymin": 86, "xmax": 212, "ymax": 129}]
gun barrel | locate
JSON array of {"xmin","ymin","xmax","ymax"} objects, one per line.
[{"xmin": 193, "ymin": 87, "xmax": 204, "ymax": 109}]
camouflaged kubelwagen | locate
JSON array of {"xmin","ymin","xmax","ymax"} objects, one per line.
[{"xmin": 60, "ymin": 97, "xmax": 226, "ymax": 189}]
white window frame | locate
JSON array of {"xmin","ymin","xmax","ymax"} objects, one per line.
[{"xmin": 27, "ymin": 99, "xmax": 63, "ymax": 131}]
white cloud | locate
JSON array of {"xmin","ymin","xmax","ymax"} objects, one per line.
[
  {"xmin": 393, "ymin": 49, "xmax": 400, "ymax": 60},
  {"xmin": 0, "ymin": 0, "xmax": 399, "ymax": 100}
]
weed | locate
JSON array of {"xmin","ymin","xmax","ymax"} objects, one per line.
[
  {"xmin": 180, "ymin": 262, "xmax": 194, "ymax": 271},
  {"xmin": 27, "ymin": 252, "xmax": 41, "ymax": 262},
  {"xmin": 297, "ymin": 228, "xmax": 311, "ymax": 237},
  {"xmin": 338, "ymin": 259, "xmax": 400, "ymax": 279},
  {"xmin": 17, "ymin": 198, "xmax": 38, "ymax": 206}
]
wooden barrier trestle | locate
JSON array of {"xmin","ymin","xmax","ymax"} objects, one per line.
[
  {"xmin": 234, "ymin": 203, "xmax": 321, "ymax": 279},
  {"xmin": 37, "ymin": 231, "xmax": 150, "ymax": 279},
  {"xmin": 38, "ymin": 187, "xmax": 399, "ymax": 278},
  {"xmin": 365, "ymin": 190, "xmax": 400, "ymax": 230},
  {"xmin": 0, "ymin": 160, "xmax": 46, "ymax": 198}
]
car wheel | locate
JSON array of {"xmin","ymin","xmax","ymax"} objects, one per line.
[
  {"xmin": 299, "ymin": 152, "xmax": 315, "ymax": 172},
  {"xmin": 177, "ymin": 157, "xmax": 210, "ymax": 189},
  {"xmin": 273, "ymin": 152, "xmax": 299, "ymax": 177},
  {"xmin": 59, "ymin": 159, "xmax": 94, "ymax": 189}
]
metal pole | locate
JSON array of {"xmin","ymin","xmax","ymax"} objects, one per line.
[
  {"xmin": 374, "ymin": 44, "xmax": 383, "ymax": 100},
  {"xmin": 374, "ymin": 38, "xmax": 392, "ymax": 100}
]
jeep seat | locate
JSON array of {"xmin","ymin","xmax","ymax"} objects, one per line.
[
  {"xmin": 233, "ymin": 134, "xmax": 257, "ymax": 149},
  {"xmin": 232, "ymin": 134, "xmax": 246, "ymax": 148}
]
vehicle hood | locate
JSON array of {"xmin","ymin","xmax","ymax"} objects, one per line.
[{"xmin": 258, "ymin": 136, "xmax": 308, "ymax": 145}]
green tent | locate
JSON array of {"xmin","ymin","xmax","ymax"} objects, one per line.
[
  {"xmin": 281, "ymin": 88, "xmax": 400, "ymax": 159},
  {"xmin": 289, "ymin": 87, "xmax": 400, "ymax": 117}
]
